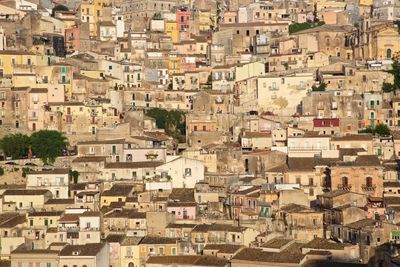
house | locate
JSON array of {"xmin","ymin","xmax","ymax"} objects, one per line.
[
  {"xmin": 146, "ymin": 255, "xmax": 229, "ymax": 267},
  {"xmin": 241, "ymin": 132, "xmax": 272, "ymax": 150},
  {"xmin": 103, "ymin": 209, "xmax": 147, "ymax": 236},
  {"xmin": 26, "ymin": 169, "xmax": 69, "ymax": 199},
  {"xmin": 119, "ymin": 236, "xmax": 143, "ymax": 267},
  {"xmin": 166, "ymin": 188, "xmax": 197, "ymax": 220},
  {"xmin": 279, "ymin": 204, "xmax": 324, "ymax": 241},
  {"xmin": 330, "ymin": 155, "xmax": 384, "ymax": 197},
  {"xmin": 3, "ymin": 190, "xmax": 52, "ymax": 211},
  {"xmin": 229, "ymin": 186, "xmax": 261, "ymax": 220},
  {"xmin": 45, "ymin": 211, "xmax": 101, "ymax": 246},
  {"xmin": 230, "ymin": 246, "xmax": 305, "ymax": 267},
  {"xmin": 59, "ymin": 243, "xmax": 109, "ymax": 267},
  {"xmin": 10, "ymin": 245, "xmax": 60, "ymax": 267},
  {"xmin": 101, "ymin": 184, "xmax": 134, "ymax": 207},
  {"xmin": 203, "ymin": 244, "xmax": 244, "ymax": 260},
  {"xmin": 156, "ymin": 156, "xmax": 205, "ymax": 188},
  {"xmin": 138, "ymin": 236, "xmax": 179, "ymax": 265},
  {"xmin": 0, "ymin": 213, "xmax": 26, "ymax": 258}
]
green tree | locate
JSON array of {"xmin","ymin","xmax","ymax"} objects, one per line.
[
  {"xmin": 146, "ymin": 108, "xmax": 186, "ymax": 142},
  {"xmin": 22, "ymin": 168, "xmax": 31, "ymax": 178},
  {"xmin": 375, "ymin": 124, "xmax": 391, "ymax": 136},
  {"xmin": 382, "ymin": 82, "xmax": 394, "ymax": 92},
  {"xmin": 0, "ymin": 167, "xmax": 4, "ymax": 176},
  {"xmin": 30, "ymin": 130, "xmax": 68, "ymax": 164},
  {"xmin": 0, "ymin": 134, "xmax": 30, "ymax": 159},
  {"xmin": 69, "ymin": 170, "xmax": 80, "ymax": 183},
  {"xmin": 312, "ymin": 82, "xmax": 327, "ymax": 92},
  {"xmin": 51, "ymin": 4, "xmax": 69, "ymax": 17},
  {"xmin": 289, "ymin": 22, "xmax": 325, "ymax": 34},
  {"xmin": 207, "ymin": 74, "xmax": 212, "ymax": 85},
  {"xmin": 385, "ymin": 53, "xmax": 400, "ymax": 93},
  {"xmin": 359, "ymin": 124, "xmax": 391, "ymax": 136}
]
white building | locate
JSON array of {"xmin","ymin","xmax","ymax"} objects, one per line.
[
  {"xmin": 26, "ymin": 169, "xmax": 69, "ymax": 199},
  {"xmin": 257, "ymin": 72, "xmax": 314, "ymax": 117},
  {"xmin": 156, "ymin": 156, "xmax": 205, "ymax": 188}
]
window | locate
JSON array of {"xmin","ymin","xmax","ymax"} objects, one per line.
[
  {"xmin": 185, "ymin": 168, "xmax": 192, "ymax": 176},
  {"xmin": 342, "ymin": 176, "xmax": 348, "ymax": 186},
  {"xmin": 366, "ymin": 177, "xmax": 373, "ymax": 187},
  {"xmin": 387, "ymin": 48, "xmax": 392, "ymax": 59}
]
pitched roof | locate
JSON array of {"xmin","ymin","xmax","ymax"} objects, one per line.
[
  {"xmin": 102, "ymin": 184, "xmax": 133, "ymax": 196},
  {"xmin": 303, "ymin": 238, "xmax": 349, "ymax": 250},
  {"xmin": 4, "ymin": 189, "xmax": 50, "ymax": 195},
  {"xmin": 28, "ymin": 169, "xmax": 69, "ymax": 175},
  {"xmin": 331, "ymin": 134, "xmax": 373, "ymax": 141},
  {"xmin": 232, "ymin": 246, "xmax": 305, "ymax": 264},
  {"xmin": 105, "ymin": 161, "xmax": 164, "ymax": 169},
  {"xmin": 345, "ymin": 219, "xmax": 376, "ymax": 229},
  {"xmin": 146, "ymin": 255, "xmax": 228, "ymax": 266},
  {"xmin": 59, "ymin": 243, "xmax": 105, "ymax": 256},
  {"xmin": 203, "ymin": 244, "xmax": 244, "ymax": 254},
  {"xmin": 140, "ymin": 236, "xmax": 178, "ymax": 245},
  {"xmin": 72, "ymin": 157, "xmax": 107, "ymax": 163},
  {"xmin": 104, "ymin": 209, "xmax": 146, "ymax": 219}
]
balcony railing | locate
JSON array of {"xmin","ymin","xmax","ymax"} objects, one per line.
[
  {"xmin": 362, "ymin": 184, "xmax": 376, "ymax": 191},
  {"xmin": 29, "ymin": 116, "xmax": 38, "ymax": 121},
  {"xmin": 58, "ymin": 79, "xmax": 71, "ymax": 84},
  {"xmin": 337, "ymin": 184, "xmax": 352, "ymax": 191},
  {"xmin": 195, "ymin": 237, "xmax": 205, "ymax": 243}
]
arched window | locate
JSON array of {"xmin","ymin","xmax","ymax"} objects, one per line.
[
  {"xmin": 342, "ymin": 176, "xmax": 348, "ymax": 186},
  {"xmin": 366, "ymin": 177, "xmax": 373, "ymax": 187},
  {"xmin": 326, "ymin": 38, "xmax": 330, "ymax": 46},
  {"xmin": 387, "ymin": 48, "xmax": 392, "ymax": 59},
  {"xmin": 128, "ymin": 263, "xmax": 134, "ymax": 267}
]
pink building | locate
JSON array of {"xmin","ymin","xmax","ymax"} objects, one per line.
[
  {"xmin": 167, "ymin": 203, "xmax": 197, "ymax": 220},
  {"xmin": 177, "ymin": 7, "xmax": 191, "ymax": 40},
  {"xmin": 65, "ymin": 24, "xmax": 80, "ymax": 53}
]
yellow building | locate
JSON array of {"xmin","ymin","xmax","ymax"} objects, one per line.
[
  {"xmin": 0, "ymin": 50, "xmax": 38, "ymax": 76},
  {"xmin": 27, "ymin": 211, "xmax": 62, "ymax": 228},
  {"xmin": 194, "ymin": 9, "xmax": 211, "ymax": 34},
  {"xmin": 80, "ymin": 0, "xmax": 111, "ymax": 37},
  {"xmin": 359, "ymin": 0, "xmax": 373, "ymax": 6},
  {"xmin": 138, "ymin": 236, "xmax": 178, "ymax": 264},
  {"xmin": 165, "ymin": 20, "xmax": 179, "ymax": 43},
  {"xmin": 168, "ymin": 53, "xmax": 181, "ymax": 74},
  {"xmin": 120, "ymin": 237, "xmax": 142, "ymax": 267}
]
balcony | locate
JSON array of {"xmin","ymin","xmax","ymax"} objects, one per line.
[
  {"xmin": 195, "ymin": 237, "xmax": 205, "ymax": 243},
  {"xmin": 287, "ymin": 60, "xmax": 298, "ymax": 65},
  {"xmin": 58, "ymin": 79, "xmax": 71, "ymax": 84},
  {"xmin": 145, "ymin": 97, "xmax": 152, "ymax": 102},
  {"xmin": 337, "ymin": 184, "xmax": 352, "ymax": 191},
  {"xmin": 208, "ymin": 236, "xmax": 226, "ymax": 243},
  {"xmin": 362, "ymin": 184, "xmax": 376, "ymax": 191},
  {"xmin": 166, "ymin": 96, "xmax": 183, "ymax": 101},
  {"xmin": 29, "ymin": 116, "xmax": 38, "ymax": 121}
]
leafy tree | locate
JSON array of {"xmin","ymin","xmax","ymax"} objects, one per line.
[
  {"xmin": 382, "ymin": 82, "xmax": 394, "ymax": 92},
  {"xmin": 30, "ymin": 130, "xmax": 68, "ymax": 164},
  {"xmin": 0, "ymin": 167, "xmax": 4, "ymax": 176},
  {"xmin": 0, "ymin": 134, "xmax": 30, "ymax": 159},
  {"xmin": 375, "ymin": 124, "xmax": 391, "ymax": 136},
  {"xmin": 146, "ymin": 108, "xmax": 186, "ymax": 142},
  {"xmin": 312, "ymin": 82, "xmax": 327, "ymax": 92},
  {"xmin": 22, "ymin": 168, "xmax": 31, "ymax": 178},
  {"xmin": 51, "ymin": 4, "xmax": 69, "ymax": 17},
  {"xmin": 289, "ymin": 22, "xmax": 325, "ymax": 34},
  {"xmin": 359, "ymin": 124, "xmax": 391, "ymax": 136},
  {"xmin": 207, "ymin": 74, "xmax": 212, "ymax": 85},
  {"xmin": 69, "ymin": 170, "xmax": 80, "ymax": 183},
  {"xmin": 384, "ymin": 53, "xmax": 400, "ymax": 93}
]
